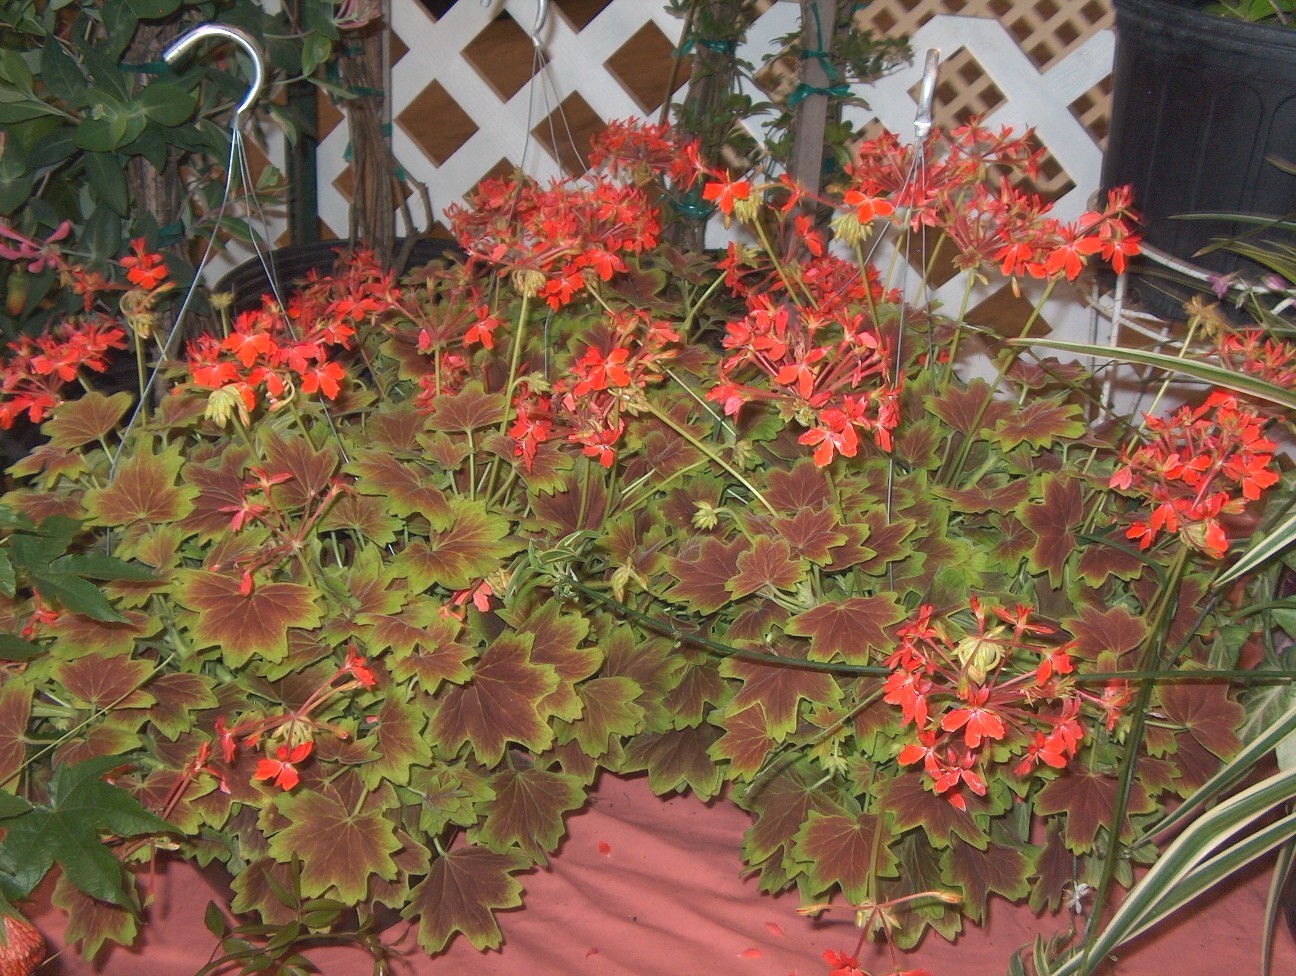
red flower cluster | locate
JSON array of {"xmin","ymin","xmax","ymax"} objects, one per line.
[
  {"xmin": 589, "ymin": 117, "xmax": 698, "ymax": 188},
  {"xmin": 1217, "ymin": 329, "xmax": 1296, "ymax": 394},
  {"xmin": 510, "ymin": 307, "xmax": 679, "ymax": 469},
  {"xmin": 886, "ymin": 601, "xmax": 1095, "ymax": 810},
  {"xmin": 187, "ymin": 249, "xmax": 395, "ymax": 415},
  {"xmin": 707, "ymin": 250, "xmax": 901, "ymax": 466},
  {"xmin": 445, "ymin": 174, "xmax": 661, "ymax": 310},
  {"xmin": 1108, "ymin": 391, "xmax": 1279, "ymax": 558},
  {"xmin": 0, "ymin": 319, "xmax": 127, "ymax": 428},
  {"xmin": 835, "ymin": 124, "xmax": 1141, "ymax": 282}
]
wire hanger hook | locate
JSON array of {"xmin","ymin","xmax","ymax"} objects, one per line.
[
  {"xmin": 914, "ymin": 48, "xmax": 940, "ymax": 141},
  {"xmin": 163, "ymin": 23, "xmax": 266, "ymax": 124}
]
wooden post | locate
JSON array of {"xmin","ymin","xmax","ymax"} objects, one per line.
[{"xmin": 788, "ymin": 0, "xmax": 838, "ymax": 229}]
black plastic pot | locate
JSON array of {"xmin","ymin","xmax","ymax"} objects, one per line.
[
  {"xmin": 214, "ymin": 237, "xmax": 461, "ymax": 314},
  {"xmin": 1103, "ymin": 0, "xmax": 1296, "ymax": 317}
]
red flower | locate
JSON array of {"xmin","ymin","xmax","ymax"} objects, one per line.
[
  {"xmin": 253, "ymin": 741, "xmax": 314, "ymax": 791},
  {"xmin": 823, "ymin": 949, "xmax": 867, "ymax": 976},
  {"xmin": 702, "ymin": 174, "xmax": 751, "ymax": 216},
  {"xmin": 121, "ymin": 238, "xmax": 169, "ymax": 290}
]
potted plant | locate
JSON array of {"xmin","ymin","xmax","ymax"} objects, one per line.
[
  {"xmin": 1103, "ymin": 0, "xmax": 1296, "ymax": 315},
  {"xmin": 0, "ymin": 113, "xmax": 1288, "ymax": 976}
]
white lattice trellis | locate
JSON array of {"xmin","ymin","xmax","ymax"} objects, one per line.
[{"xmin": 307, "ymin": 0, "xmax": 1116, "ymax": 347}]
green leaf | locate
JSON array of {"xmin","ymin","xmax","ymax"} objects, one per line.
[
  {"xmin": 1017, "ymin": 338, "xmax": 1296, "ymax": 412},
  {"xmin": 125, "ymin": 0, "xmax": 182, "ymax": 18},
  {"xmin": 85, "ymin": 151, "xmax": 129, "ymax": 217},
  {"xmin": 134, "ymin": 82, "xmax": 196, "ymax": 127},
  {"xmin": 0, "ymin": 790, "xmax": 32, "ymax": 819},
  {"xmin": 0, "ymin": 755, "xmax": 170, "ymax": 904}
]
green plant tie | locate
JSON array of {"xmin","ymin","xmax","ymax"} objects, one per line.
[
  {"xmin": 787, "ymin": 81, "xmax": 851, "ymax": 106},
  {"xmin": 156, "ymin": 221, "xmax": 186, "ymax": 248},
  {"xmin": 668, "ymin": 186, "xmax": 716, "ymax": 221},
  {"xmin": 790, "ymin": 5, "xmax": 849, "ymax": 106},
  {"xmin": 677, "ymin": 36, "xmax": 738, "ymax": 56}
]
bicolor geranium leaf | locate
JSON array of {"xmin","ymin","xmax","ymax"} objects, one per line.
[
  {"xmin": 991, "ymin": 514, "xmax": 1034, "ymax": 564},
  {"xmin": 623, "ymin": 725, "xmax": 725, "ymax": 799},
  {"xmin": 318, "ymin": 492, "xmax": 401, "ymax": 547},
  {"xmin": 990, "ymin": 399, "xmax": 1086, "ymax": 451},
  {"xmin": 1171, "ymin": 732, "xmax": 1220, "ymax": 793},
  {"xmin": 52, "ymin": 873, "xmax": 138, "ymax": 960},
  {"xmin": 639, "ymin": 425, "xmax": 703, "ymax": 478},
  {"xmin": 1019, "ymin": 473, "xmax": 1083, "ymax": 586},
  {"xmin": 763, "ymin": 460, "xmax": 833, "ymax": 511},
  {"xmin": 567, "ymin": 676, "xmax": 645, "ymax": 757},
  {"xmin": 147, "ymin": 672, "xmax": 219, "ymax": 740},
  {"xmin": 664, "ymin": 656, "xmax": 728, "ymax": 727},
  {"xmin": 430, "ymin": 633, "xmax": 559, "ymax": 765},
  {"xmin": 511, "ymin": 601, "xmax": 598, "ymax": 722},
  {"xmin": 1065, "ymin": 604, "xmax": 1148, "ymax": 661},
  {"xmin": 722, "ymin": 656, "xmax": 841, "ymax": 740},
  {"xmin": 360, "ymin": 696, "xmax": 434, "ymax": 788},
  {"xmin": 709, "ymin": 704, "xmax": 775, "ymax": 778},
  {"xmin": 773, "ymin": 508, "xmax": 847, "ymax": 564},
  {"xmin": 51, "ymin": 608, "xmax": 158, "ymax": 658},
  {"xmin": 895, "ymin": 415, "xmax": 943, "ymax": 470},
  {"xmin": 52, "ymin": 721, "xmax": 142, "ymax": 768},
  {"xmin": 0, "ymin": 680, "xmax": 31, "ymax": 786},
  {"xmin": 1159, "ymin": 682, "xmax": 1243, "ymax": 759},
  {"xmin": 174, "ymin": 570, "xmax": 323, "ymax": 667},
  {"xmin": 425, "ymin": 380, "xmax": 508, "ymax": 432},
  {"xmin": 530, "ymin": 470, "xmax": 607, "ymax": 534},
  {"xmin": 741, "ymin": 767, "xmax": 847, "ymax": 868},
  {"xmin": 793, "ymin": 810, "xmax": 898, "ymax": 901},
  {"xmin": 83, "ymin": 441, "xmax": 198, "ymax": 528},
  {"xmin": 8, "ymin": 443, "xmax": 88, "ymax": 487},
  {"xmin": 1028, "ymin": 821, "xmax": 1074, "ymax": 913},
  {"xmin": 52, "ymin": 653, "xmax": 155, "ymax": 709},
  {"xmin": 269, "ymin": 787, "xmax": 401, "ymax": 904},
  {"xmin": 728, "ymin": 537, "xmax": 806, "ymax": 599},
  {"xmin": 366, "ymin": 407, "xmax": 431, "ymax": 452},
  {"xmin": 42, "ymin": 391, "xmax": 132, "ymax": 449},
  {"xmin": 392, "ymin": 501, "xmax": 518, "ymax": 591},
  {"xmin": 933, "ymin": 475, "xmax": 1032, "ymax": 515},
  {"xmin": 925, "ymin": 379, "xmax": 1012, "ymax": 436},
  {"xmin": 348, "ymin": 449, "xmax": 452, "ymax": 528},
  {"xmin": 479, "ymin": 767, "xmax": 584, "ymax": 861},
  {"xmin": 848, "ymin": 512, "xmax": 913, "ymax": 575},
  {"xmin": 406, "ymin": 847, "xmax": 527, "ymax": 953},
  {"xmin": 665, "ymin": 536, "xmax": 745, "ymax": 613},
  {"xmin": 602, "ymin": 626, "xmax": 680, "ymax": 731},
  {"xmin": 1077, "ymin": 532, "xmax": 1147, "ymax": 586},
  {"xmin": 510, "ymin": 437, "xmax": 574, "ymax": 495},
  {"xmin": 942, "ymin": 839, "xmax": 1034, "ymax": 923},
  {"xmin": 1034, "ymin": 769, "xmax": 1154, "ymax": 853},
  {"xmin": 262, "ymin": 432, "xmax": 340, "ymax": 510},
  {"xmin": 368, "ymin": 607, "xmax": 475, "ymax": 694},
  {"xmin": 881, "ymin": 774, "xmax": 988, "ymax": 850},
  {"xmin": 883, "ymin": 833, "xmax": 962, "ymax": 947},
  {"xmin": 335, "ymin": 546, "xmax": 408, "ymax": 622},
  {"xmin": 229, "ymin": 857, "xmax": 299, "ymax": 926},
  {"xmin": 180, "ymin": 448, "xmax": 252, "ymax": 539},
  {"xmin": 411, "ymin": 763, "xmax": 494, "ymax": 836},
  {"xmin": 787, "ymin": 595, "xmax": 905, "ymax": 663}
]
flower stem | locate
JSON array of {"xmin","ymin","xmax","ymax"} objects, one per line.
[{"xmin": 639, "ymin": 400, "xmax": 775, "ymax": 515}]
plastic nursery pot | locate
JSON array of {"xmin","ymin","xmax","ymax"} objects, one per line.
[
  {"xmin": 215, "ymin": 236, "xmax": 461, "ymax": 314},
  {"xmin": 1102, "ymin": 0, "xmax": 1296, "ymax": 318}
]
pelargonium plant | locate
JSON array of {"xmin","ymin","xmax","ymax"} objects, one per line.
[{"xmin": 0, "ymin": 115, "xmax": 1286, "ymax": 976}]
